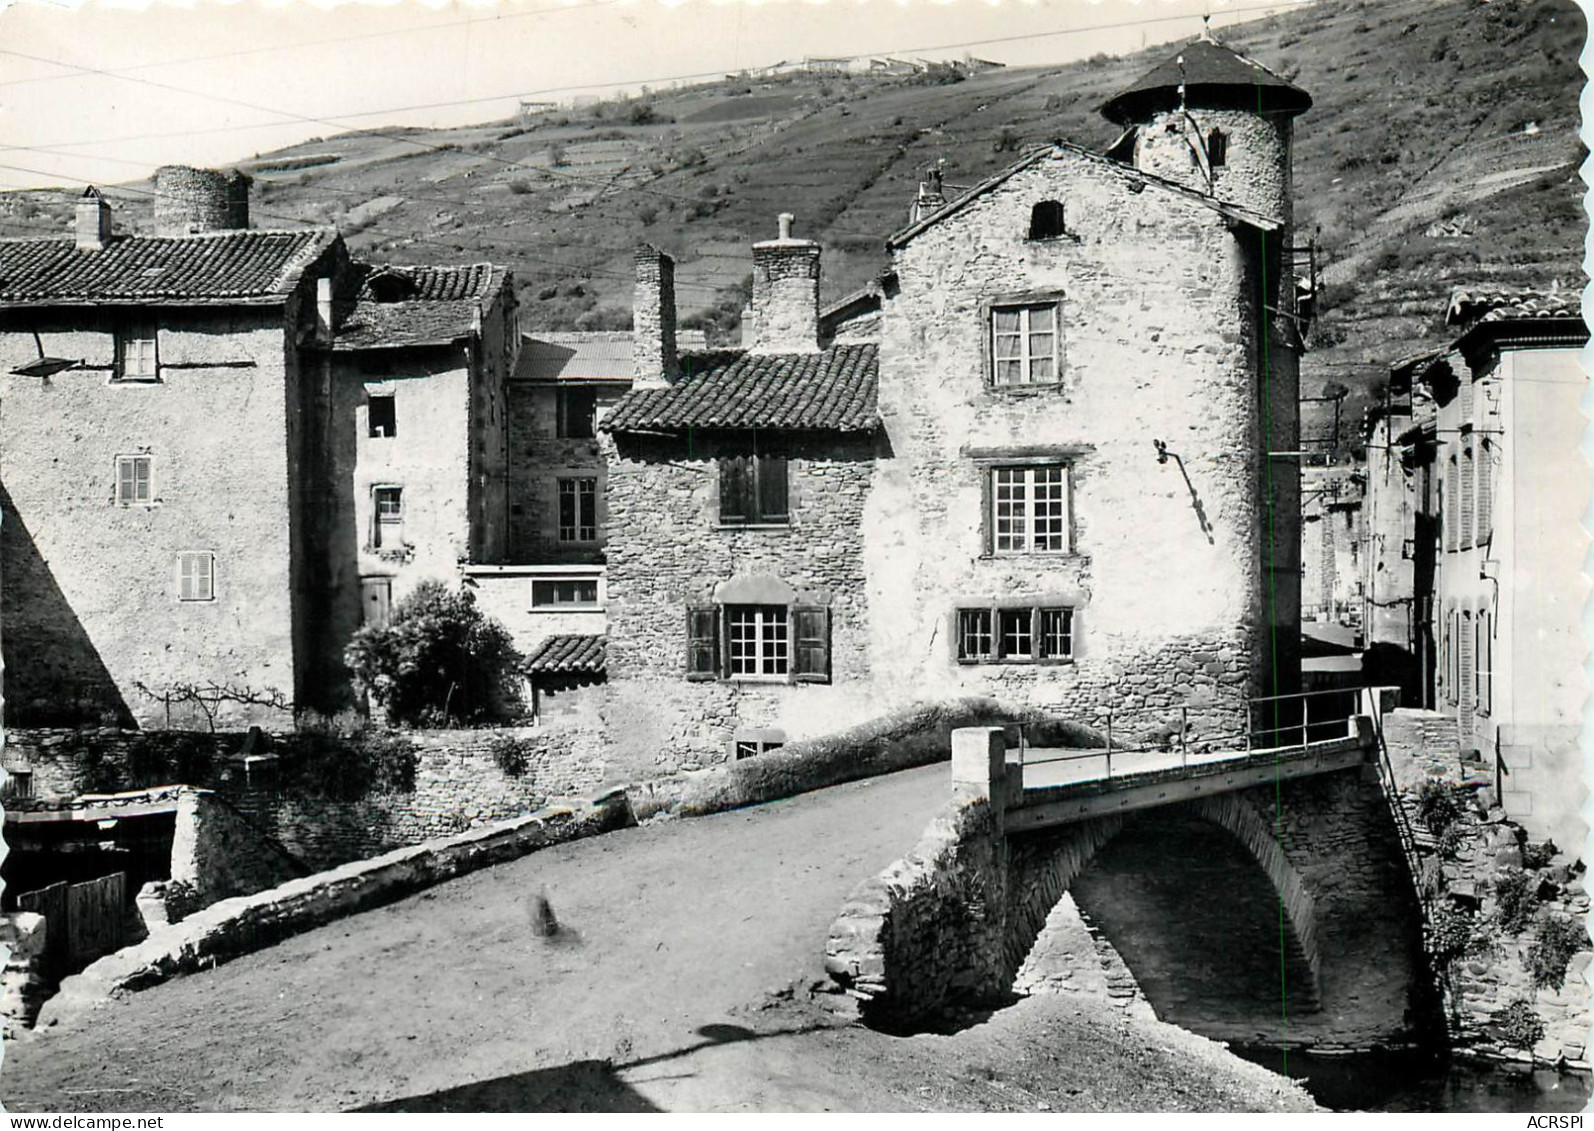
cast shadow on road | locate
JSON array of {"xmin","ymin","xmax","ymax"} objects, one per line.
[{"xmin": 350, "ymin": 1021, "xmax": 828, "ymax": 1112}]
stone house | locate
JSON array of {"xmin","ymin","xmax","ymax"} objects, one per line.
[
  {"xmin": 0, "ymin": 166, "xmax": 518, "ymax": 727},
  {"xmin": 1300, "ymin": 462, "xmax": 1365, "ymax": 626},
  {"xmin": 600, "ymin": 35, "xmax": 1310, "ymax": 768},
  {"xmin": 1368, "ymin": 287, "xmax": 1588, "ymax": 851}
]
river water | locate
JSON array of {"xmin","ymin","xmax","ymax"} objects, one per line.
[{"xmin": 1233, "ymin": 1046, "xmax": 1591, "ymax": 1113}]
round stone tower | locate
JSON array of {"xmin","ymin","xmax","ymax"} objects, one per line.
[
  {"xmin": 1101, "ymin": 34, "xmax": 1313, "ymax": 702},
  {"xmin": 1099, "ymin": 31, "xmax": 1311, "ymax": 229},
  {"xmin": 152, "ymin": 165, "xmax": 251, "ymax": 237}
]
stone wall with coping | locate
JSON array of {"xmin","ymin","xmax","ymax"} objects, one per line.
[
  {"xmin": 166, "ymin": 789, "xmax": 306, "ymax": 917},
  {"xmin": 2, "ymin": 724, "xmax": 605, "ymax": 871},
  {"xmin": 38, "ymin": 790, "xmax": 634, "ymax": 1025}
]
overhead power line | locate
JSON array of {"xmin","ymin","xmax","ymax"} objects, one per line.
[{"xmin": 1, "ymin": 0, "xmax": 1303, "ymax": 151}]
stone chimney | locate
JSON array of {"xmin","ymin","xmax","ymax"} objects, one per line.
[
  {"xmin": 909, "ymin": 168, "xmax": 946, "ymax": 225},
  {"xmin": 75, "ymin": 186, "xmax": 112, "ymax": 251},
  {"xmin": 750, "ymin": 213, "xmax": 821, "ymax": 355},
  {"xmin": 315, "ymin": 277, "xmax": 334, "ymax": 345},
  {"xmin": 633, "ymin": 244, "xmax": 679, "ymax": 388},
  {"xmin": 153, "ymin": 165, "xmax": 251, "ymax": 237}
]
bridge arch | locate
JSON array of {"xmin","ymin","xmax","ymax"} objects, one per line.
[{"xmin": 1004, "ymin": 794, "xmax": 1322, "ymax": 1009}]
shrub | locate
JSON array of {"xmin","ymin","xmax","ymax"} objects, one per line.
[
  {"xmin": 1522, "ymin": 840, "xmax": 1558, "ymax": 871},
  {"xmin": 344, "ymin": 581, "xmax": 520, "ymax": 727},
  {"xmin": 1495, "ymin": 1000, "xmax": 1546, "ymax": 1051},
  {"xmin": 1528, "ymin": 914, "xmax": 1587, "ymax": 991},
  {"xmin": 1430, "ymin": 905, "xmax": 1495, "ymax": 964},
  {"xmin": 507, "ymin": 179, "xmax": 534, "ymax": 195},
  {"xmin": 1415, "ymin": 778, "xmax": 1462, "ymax": 837},
  {"xmin": 286, "ymin": 727, "xmax": 417, "ymax": 801},
  {"xmin": 488, "ymin": 735, "xmax": 535, "ymax": 778},
  {"xmin": 1493, "ymin": 869, "xmax": 1539, "ymax": 935}
]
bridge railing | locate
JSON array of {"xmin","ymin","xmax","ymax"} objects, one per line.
[{"xmin": 1011, "ymin": 688, "xmax": 1369, "ymax": 781}]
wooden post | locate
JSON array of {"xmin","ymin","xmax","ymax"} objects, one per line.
[
  {"xmin": 1302, "ymin": 694, "xmax": 1310, "ymax": 749},
  {"xmin": 1105, "ymin": 715, "xmax": 1113, "ymax": 779},
  {"xmin": 1180, "ymin": 707, "xmax": 1188, "ymax": 767}
]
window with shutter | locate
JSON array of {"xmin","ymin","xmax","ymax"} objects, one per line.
[
  {"xmin": 686, "ymin": 605, "xmax": 720, "ymax": 680},
  {"xmin": 117, "ymin": 321, "xmax": 159, "ymax": 382},
  {"xmin": 1476, "ymin": 440, "xmax": 1493, "ymax": 545},
  {"xmin": 1444, "ymin": 457, "xmax": 1459, "ymax": 553},
  {"xmin": 1460, "ymin": 446, "xmax": 1475, "ymax": 550},
  {"xmin": 115, "ymin": 454, "xmax": 153, "ymax": 505},
  {"xmin": 719, "ymin": 455, "xmax": 788, "ymax": 525},
  {"xmin": 177, "ymin": 551, "xmax": 215, "ymax": 602},
  {"xmin": 791, "ymin": 605, "xmax": 831, "ymax": 683}
]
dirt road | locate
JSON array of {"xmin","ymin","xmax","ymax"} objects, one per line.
[{"xmin": 1, "ymin": 763, "xmax": 1314, "ymax": 1113}]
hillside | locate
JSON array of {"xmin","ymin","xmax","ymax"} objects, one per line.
[{"xmin": 1, "ymin": 0, "xmax": 1582, "ymax": 451}]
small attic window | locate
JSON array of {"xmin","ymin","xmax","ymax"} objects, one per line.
[
  {"xmin": 1207, "ymin": 129, "xmax": 1228, "ymax": 168},
  {"xmin": 1028, "ymin": 201, "xmax": 1067, "ymax": 241},
  {"xmin": 366, "ymin": 272, "xmax": 417, "ymax": 304}
]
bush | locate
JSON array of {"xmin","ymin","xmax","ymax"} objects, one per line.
[
  {"xmin": 1522, "ymin": 840, "xmax": 1558, "ymax": 871},
  {"xmin": 1430, "ymin": 905, "xmax": 1495, "ymax": 964},
  {"xmin": 1493, "ymin": 869, "xmax": 1539, "ymax": 935},
  {"xmin": 507, "ymin": 179, "xmax": 534, "ymax": 195},
  {"xmin": 1528, "ymin": 914, "xmax": 1587, "ymax": 991},
  {"xmin": 284, "ymin": 726, "xmax": 417, "ymax": 801},
  {"xmin": 1415, "ymin": 778, "xmax": 1463, "ymax": 836},
  {"xmin": 345, "ymin": 581, "xmax": 520, "ymax": 727},
  {"xmin": 488, "ymin": 735, "xmax": 535, "ymax": 779},
  {"xmin": 1495, "ymin": 999, "xmax": 1546, "ymax": 1051}
]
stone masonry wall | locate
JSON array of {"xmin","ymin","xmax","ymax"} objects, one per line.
[
  {"xmin": 603, "ymin": 430, "xmax": 880, "ymax": 774},
  {"xmin": 869, "ymin": 147, "xmax": 1274, "ymax": 727},
  {"xmin": 0, "ymin": 308, "xmax": 302, "ymax": 728},
  {"xmin": 167, "ymin": 789, "xmax": 306, "ymax": 915},
  {"xmin": 504, "ymin": 382, "xmax": 623, "ymax": 564},
  {"xmin": 825, "ymin": 796, "xmax": 1010, "ymax": 1024},
  {"xmin": 3, "ymin": 724, "xmax": 604, "ymax": 871}
]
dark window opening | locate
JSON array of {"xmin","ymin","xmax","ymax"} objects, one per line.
[
  {"xmin": 369, "ymin": 394, "xmax": 397, "ymax": 439},
  {"xmin": 1207, "ymin": 128, "xmax": 1228, "ymax": 168},
  {"xmin": 719, "ymin": 455, "xmax": 789, "ymax": 525},
  {"xmin": 557, "ymin": 386, "xmax": 600, "ymax": 439},
  {"xmin": 1028, "ymin": 200, "xmax": 1067, "ymax": 240}
]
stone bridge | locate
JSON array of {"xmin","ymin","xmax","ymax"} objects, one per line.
[{"xmin": 824, "ymin": 710, "xmax": 1435, "ymax": 1051}]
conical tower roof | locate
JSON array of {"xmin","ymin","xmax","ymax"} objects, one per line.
[{"xmin": 1099, "ymin": 36, "xmax": 1311, "ymax": 125}]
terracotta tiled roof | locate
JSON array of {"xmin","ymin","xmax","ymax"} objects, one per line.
[
  {"xmin": 1446, "ymin": 286, "xmax": 1583, "ymax": 327},
  {"xmin": 514, "ymin": 330, "xmax": 709, "ymax": 382},
  {"xmin": 332, "ymin": 262, "xmax": 507, "ymax": 350},
  {"xmin": 525, "ymin": 634, "xmax": 606, "ymax": 675},
  {"xmin": 0, "ymin": 229, "xmax": 337, "ymax": 305},
  {"xmin": 601, "ymin": 343, "xmax": 879, "ymax": 433},
  {"xmin": 1100, "ymin": 37, "xmax": 1312, "ymax": 125}
]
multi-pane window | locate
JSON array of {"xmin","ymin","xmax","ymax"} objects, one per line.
[
  {"xmin": 991, "ymin": 302, "xmax": 1059, "ymax": 386},
  {"xmin": 177, "ymin": 551, "xmax": 214, "ymax": 602},
  {"xmin": 115, "ymin": 454, "xmax": 153, "ymax": 505},
  {"xmin": 557, "ymin": 387, "xmax": 600, "ymax": 439},
  {"xmin": 958, "ymin": 606, "xmax": 1074, "ymax": 663},
  {"xmin": 557, "ymin": 477, "xmax": 597, "ymax": 543},
  {"xmin": 719, "ymin": 456, "xmax": 789, "ymax": 525},
  {"xmin": 374, "ymin": 485, "xmax": 403, "ymax": 548},
  {"xmin": 726, "ymin": 604, "xmax": 789, "ymax": 678},
  {"xmin": 368, "ymin": 394, "xmax": 397, "ymax": 439},
  {"xmin": 531, "ymin": 578, "xmax": 599, "ymax": 608},
  {"xmin": 686, "ymin": 604, "xmax": 829, "ymax": 683},
  {"xmin": 118, "ymin": 322, "xmax": 158, "ymax": 381},
  {"xmin": 991, "ymin": 465, "xmax": 1070, "ymax": 553}
]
